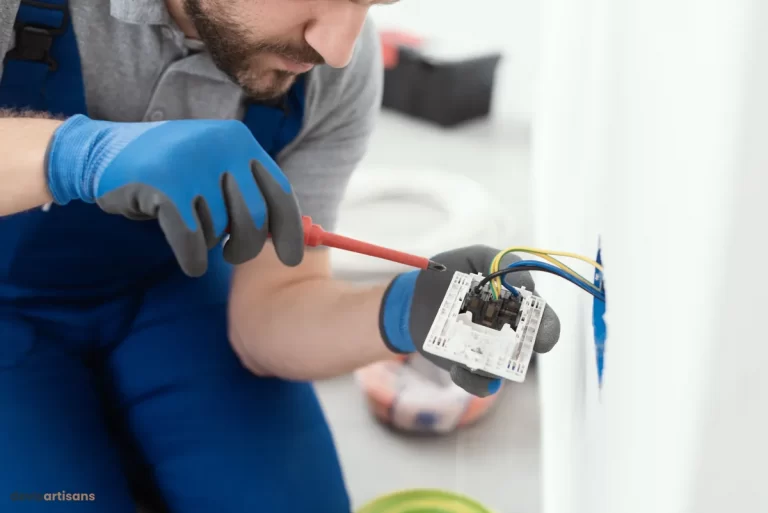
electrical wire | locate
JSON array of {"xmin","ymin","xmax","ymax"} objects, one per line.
[
  {"xmin": 490, "ymin": 247, "xmax": 604, "ymax": 274},
  {"xmin": 492, "ymin": 250, "xmax": 595, "ymax": 291},
  {"xmin": 488, "ymin": 247, "xmax": 605, "ymax": 299},
  {"xmin": 489, "ymin": 249, "xmax": 602, "ymax": 297},
  {"xmin": 477, "ymin": 260, "xmax": 606, "ymax": 302}
]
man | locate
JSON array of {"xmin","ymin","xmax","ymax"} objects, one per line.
[{"xmin": 0, "ymin": 1, "xmax": 561, "ymax": 512}]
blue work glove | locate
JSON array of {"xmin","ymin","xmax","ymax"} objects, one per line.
[
  {"xmin": 45, "ymin": 114, "xmax": 304, "ymax": 276},
  {"xmin": 380, "ymin": 245, "xmax": 561, "ymax": 397}
]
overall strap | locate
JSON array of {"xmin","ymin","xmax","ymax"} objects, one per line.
[
  {"xmin": 1, "ymin": 0, "xmax": 305, "ymax": 153},
  {"xmin": 0, "ymin": 0, "xmax": 87, "ymax": 116},
  {"xmin": 242, "ymin": 73, "xmax": 307, "ymax": 159}
]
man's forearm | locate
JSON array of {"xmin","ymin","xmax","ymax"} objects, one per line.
[
  {"xmin": 229, "ymin": 277, "xmax": 394, "ymax": 381},
  {"xmin": 0, "ymin": 109, "xmax": 61, "ymax": 216}
]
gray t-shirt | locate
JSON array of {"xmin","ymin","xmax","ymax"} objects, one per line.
[{"xmin": 0, "ymin": 0, "xmax": 383, "ymax": 233}]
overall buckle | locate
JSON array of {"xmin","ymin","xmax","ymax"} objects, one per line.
[{"xmin": 5, "ymin": 1, "xmax": 69, "ymax": 71}]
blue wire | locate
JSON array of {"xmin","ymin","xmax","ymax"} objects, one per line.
[{"xmin": 502, "ymin": 260, "xmax": 606, "ymax": 302}]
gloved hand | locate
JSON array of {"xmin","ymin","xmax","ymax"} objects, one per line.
[
  {"xmin": 44, "ymin": 114, "xmax": 304, "ymax": 277},
  {"xmin": 379, "ymin": 245, "xmax": 561, "ymax": 397}
]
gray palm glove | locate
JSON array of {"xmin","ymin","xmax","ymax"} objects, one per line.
[
  {"xmin": 379, "ymin": 245, "xmax": 561, "ymax": 397},
  {"xmin": 45, "ymin": 115, "xmax": 305, "ymax": 277}
]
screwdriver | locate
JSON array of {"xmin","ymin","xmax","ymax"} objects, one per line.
[
  {"xmin": 300, "ymin": 216, "xmax": 446, "ymax": 271},
  {"xmin": 256, "ymin": 215, "xmax": 446, "ymax": 272}
]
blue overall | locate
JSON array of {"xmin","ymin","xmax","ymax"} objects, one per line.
[{"xmin": 0, "ymin": 2, "xmax": 349, "ymax": 512}]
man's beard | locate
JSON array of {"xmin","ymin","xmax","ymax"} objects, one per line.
[{"xmin": 183, "ymin": 0, "xmax": 324, "ymax": 101}]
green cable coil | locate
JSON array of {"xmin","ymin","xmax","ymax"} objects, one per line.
[{"xmin": 357, "ymin": 489, "xmax": 495, "ymax": 513}]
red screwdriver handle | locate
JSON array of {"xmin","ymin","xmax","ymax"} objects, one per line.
[
  {"xmin": 299, "ymin": 215, "xmax": 324, "ymax": 247},
  {"xmin": 226, "ymin": 215, "xmax": 434, "ymax": 271},
  {"xmin": 262, "ymin": 215, "xmax": 324, "ymax": 246},
  {"xmin": 318, "ymin": 230, "xmax": 431, "ymax": 269}
]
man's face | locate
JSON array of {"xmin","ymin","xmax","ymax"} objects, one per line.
[{"xmin": 184, "ymin": 0, "xmax": 330, "ymax": 101}]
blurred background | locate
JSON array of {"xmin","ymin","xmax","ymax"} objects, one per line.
[
  {"xmin": 316, "ymin": 2, "xmax": 544, "ymax": 512},
  {"xmin": 319, "ymin": 2, "xmax": 768, "ymax": 513}
]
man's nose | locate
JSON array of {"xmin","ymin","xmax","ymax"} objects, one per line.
[{"xmin": 305, "ymin": 3, "xmax": 369, "ymax": 68}]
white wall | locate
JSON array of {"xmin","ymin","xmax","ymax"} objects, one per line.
[
  {"xmin": 533, "ymin": 1, "xmax": 768, "ymax": 512},
  {"xmin": 529, "ymin": 1, "xmax": 608, "ymax": 511},
  {"xmin": 369, "ymin": 0, "xmax": 540, "ymax": 121}
]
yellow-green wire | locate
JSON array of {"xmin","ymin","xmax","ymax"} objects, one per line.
[
  {"xmin": 488, "ymin": 247, "xmax": 604, "ymax": 299},
  {"xmin": 492, "ymin": 250, "xmax": 594, "ymax": 289}
]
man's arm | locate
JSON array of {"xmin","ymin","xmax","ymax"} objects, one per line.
[
  {"xmin": 0, "ymin": 110, "xmax": 60, "ymax": 216},
  {"xmin": 229, "ymin": 245, "xmax": 392, "ymax": 380},
  {"xmin": 228, "ymin": 18, "xmax": 389, "ymax": 380}
]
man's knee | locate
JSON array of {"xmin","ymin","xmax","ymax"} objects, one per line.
[
  {"xmin": 122, "ymin": 365, "xmax": 351, "ymax": 513},
  {"xmin": 217, "ymin": 381, "xmax": 351, "ymax": 512}
]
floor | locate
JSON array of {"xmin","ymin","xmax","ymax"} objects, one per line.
[{"xmin": 314, "ymin": 110, "xmax": 543, "ymax": 513}]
